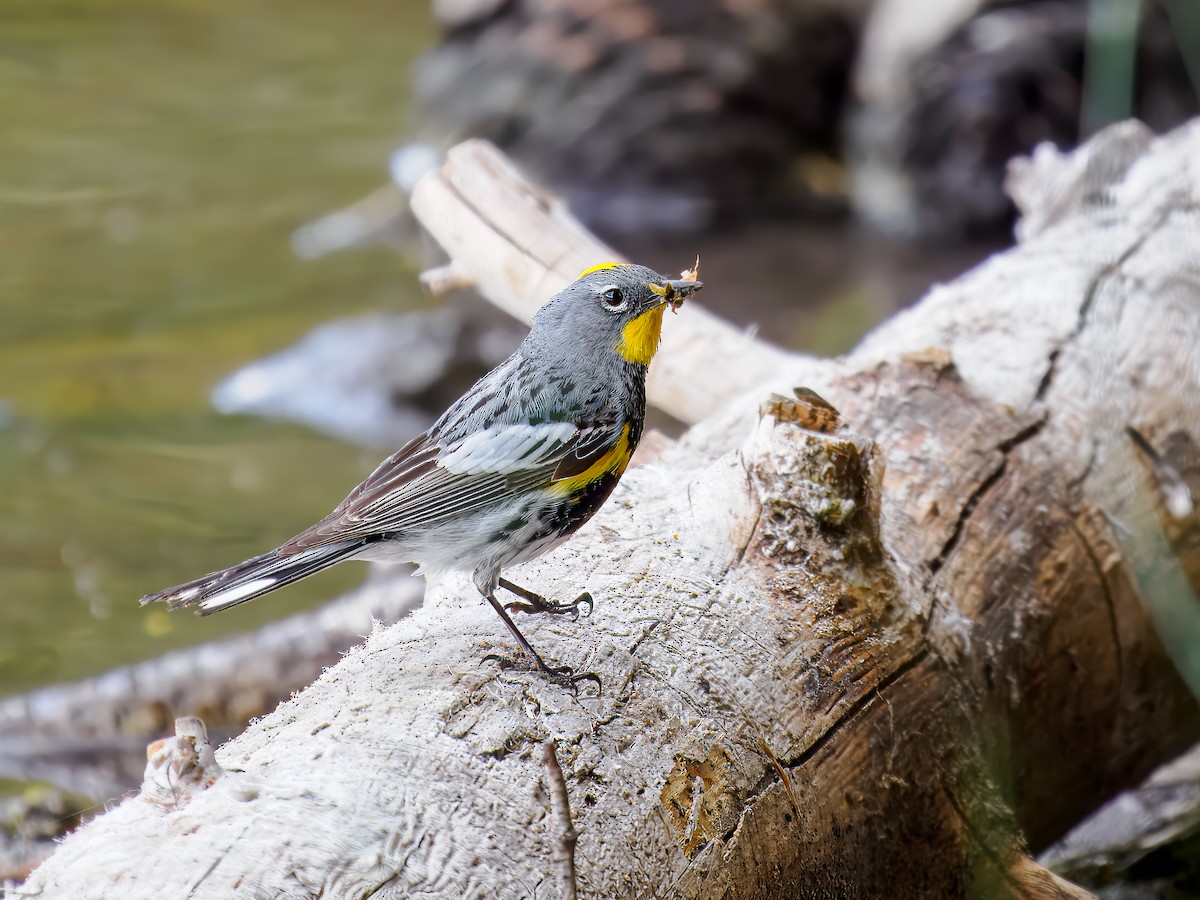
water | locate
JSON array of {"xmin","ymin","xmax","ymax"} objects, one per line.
[{"xmin": 0, "ymin": 0, "xmax": 435, "ymax": 696}]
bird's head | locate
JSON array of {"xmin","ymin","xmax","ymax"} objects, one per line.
[{"xmin": 532, "ymin": 262, "xmax": 704, "ymax": 366}]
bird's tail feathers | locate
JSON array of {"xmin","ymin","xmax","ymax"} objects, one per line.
[{"xmin": 139, "ymin": 540, "xmax": 365, "ymax": 615}]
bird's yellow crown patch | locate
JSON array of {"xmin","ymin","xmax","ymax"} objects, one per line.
[{"xmin": 578, "ymin": 261, "xmax": 631, "ymax": 278}]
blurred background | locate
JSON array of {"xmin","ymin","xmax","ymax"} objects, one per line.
[
  {"xmin": 1, "ymin": 0, "xmax": 1198, "ymax": 885},
  {"xmin": 1, "ymin": 0, "xmax": 432, "ymax": 697}
]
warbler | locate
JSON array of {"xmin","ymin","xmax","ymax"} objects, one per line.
[{"xmin": 141, "ymin": 262, "xmax": 702, "ymax": 685}]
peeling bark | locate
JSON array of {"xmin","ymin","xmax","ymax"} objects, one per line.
[{"xmin": 13, "ymin": 122, "xmax": 1200, "ymax": 898}]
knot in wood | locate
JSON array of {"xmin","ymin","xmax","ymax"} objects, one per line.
[
  {"xmin": 751, "ymin": 395, "xmax": 875, "ymax": 533},
  {"xmin": 659, "ymin": 744, "xmax": 741, "ymax": 859}
]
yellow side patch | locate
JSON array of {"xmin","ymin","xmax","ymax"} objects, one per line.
[
  {"xmin": 578, "ymin": 261, "xmax": 631, "ymax": 279},
  {"xmin": 616, "ymin": 304, "xmax": 666, "ymax": 365},
  {"xmin": 549, "ymin": 423, "xmax": 633, "ymax": 496}
]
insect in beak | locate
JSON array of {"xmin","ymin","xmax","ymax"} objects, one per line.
[{"xmin": 649, "ymin": 257, "xmax": 703, "ymax": 313}]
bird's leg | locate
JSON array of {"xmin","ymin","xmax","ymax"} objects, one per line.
[
  {"xmin": 483, "ymin": 593, "xmax": 601, "ymax": 692},
  {"xmin": 498, "ymin": 577, "xmax": 594, "ymax": 621}
]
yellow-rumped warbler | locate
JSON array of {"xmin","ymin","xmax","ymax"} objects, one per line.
[{"xmin": 141, "ymin": 262, "xmax": 702, "ymax": 685}]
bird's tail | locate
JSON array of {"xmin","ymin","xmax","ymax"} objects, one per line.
[{"xmin": 139, "ymin": 540, "xmax": 366, "ymax": 615}]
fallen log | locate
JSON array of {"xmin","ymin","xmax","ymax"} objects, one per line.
[
  {"xmin": 0, "ymin": 573, "xmax": 424, "ymax": 802},
  {"xmin": 12, "ymin": 121, "xmax": 1200, "ymax": 898}
]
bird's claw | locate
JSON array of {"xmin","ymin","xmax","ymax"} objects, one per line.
[
  {"xmin": 564, "ymin": 670, "xmax": 603, "ymax": 695},
  {"xmin": 482, "ymin": 652, "xmax": 602, "ymax": 695},
  {"xmin": 504, "ymin": 591, "xmax": 594, "ymax": 621}
]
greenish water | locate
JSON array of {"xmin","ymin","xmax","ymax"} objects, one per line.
[{"xmin": 0, "ymin": 0, "xmax": 434, "ymax": 695}]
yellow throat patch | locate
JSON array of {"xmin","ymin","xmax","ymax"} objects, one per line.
[{"xmin": 616, "ymin": 304, "xmax": 666, "ymax": 365}]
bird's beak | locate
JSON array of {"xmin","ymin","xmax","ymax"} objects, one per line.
[{"xmin": 649, "ymin": 278, "xmax": 704, "ymax": 311}]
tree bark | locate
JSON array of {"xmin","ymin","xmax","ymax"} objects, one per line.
[{"xmin": 13, "ymin": 121, "xmax": 1200, "ymax": 899}]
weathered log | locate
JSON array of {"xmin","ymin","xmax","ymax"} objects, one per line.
[
  {"xmin": 0, "ymin": 573, "xmax": 423, "ymax": 801},
  {"xmin": 12, "ymin": 122, "xmax": 1200, "ymax": 898}
]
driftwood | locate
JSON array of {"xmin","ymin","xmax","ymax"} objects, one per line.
[
  {"xmin": 1041, "ymin": 739, "xmax": 1200, "ymax": 891},
  {"xmin": 12, "ymin": 122, "xmax": 1200, "ymax": 898},
  {"xmin": 0, "ymin": 575, "xmax": 423, "ymax": 802}
]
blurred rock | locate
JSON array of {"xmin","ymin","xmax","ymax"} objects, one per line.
[
  {"xmin": 851, "ymin": 0, "xmax": 1199, "ymax": 237},
  {"xmin": 277, "ymin": 0, "xmax": 1200, "ymax": 259},
  {"xmin": 211, "ymin": 308, "xmax": 521, "ymax": 448},
  {"xmin": 407, "ymin": 0, "xmax": 1197, "ymax": 240},
  {"xmin": 411, "ymin": 0, "xmax": 869, "ymax": 235},
  {"xmin": 0, "ymin": 785, "xmax": 91, "ymax": 886}
]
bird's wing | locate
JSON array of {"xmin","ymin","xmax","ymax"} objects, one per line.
[{"xmin": 279, "ymin": 420, "xmax": 617, "ymax": 554}]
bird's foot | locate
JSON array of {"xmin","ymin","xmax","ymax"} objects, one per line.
[
  {"xmin": 506, "ymin": 591, "xmax": 594, "ymax": 620},
  {"xmin": 483, "ymin": 652, "xmax": 602, "ymax": 695},
  {"xmin": 498, "ymin": 578, "xmax": 594, "ymax": 621}
]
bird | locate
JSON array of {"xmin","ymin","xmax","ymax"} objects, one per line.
[{"xmin": 140, "ymin": 262, "xmax": 703, "ymax": 686}]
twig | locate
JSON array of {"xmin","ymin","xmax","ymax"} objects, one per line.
[
  {"xmin": 419, "ymin": 263, "xmax": 476, "ymax": 297},
  {"xmin": 543, "ymin": 738, "xmax": 580, "ymax": 900}
]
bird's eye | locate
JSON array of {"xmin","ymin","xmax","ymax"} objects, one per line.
[{"xmin": 601, "ymin": 286, "xmax": 625, "ymax": 309}]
